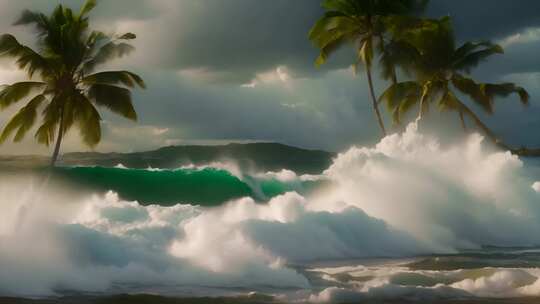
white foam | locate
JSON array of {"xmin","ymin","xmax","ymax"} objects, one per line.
[
  {"xmin": 317, "ymin": 123, "xmax": 540, "ymax": 250},
  {"xmin": 2, "ymin": 122, "xmax": 540, "ymax": 298},
  {"xmin": 533, "ymin": 181, "xmax": 540, "ymax": 192}
]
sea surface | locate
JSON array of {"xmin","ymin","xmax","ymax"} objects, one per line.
[{"xmin": 2, "ymin": 125, "xmax": 540, "ymax": 303}]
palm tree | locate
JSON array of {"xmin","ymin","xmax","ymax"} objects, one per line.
[
  {"xmin": 379, "ymin": 17, "xmax": 529, "ymax": 151},
  {"xmin": 0, "ymin": 0, "xmax": 145, "ymax": 166},
  {"xmin": 309, "ymin": 0, "xmax": 428, "ymax": 137}
]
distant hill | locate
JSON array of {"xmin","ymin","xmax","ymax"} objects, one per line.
[{"xmin": 0, "ymin": 143, "xmax": 335, "ymax": 174}]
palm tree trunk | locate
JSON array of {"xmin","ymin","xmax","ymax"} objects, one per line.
[
  {"xmin": 365, "ymin": 65, "xmax": 387, "ymax": 137},
  {"xmin": 50, "ymin": 107, "xmax": 64, "ymax": 167},
  {"xmin": 417, "ymin": 89, "xmax": 429, "ymax": 121},
  {"xmin": 459, "ymin": 111, "xmax": 467, "ymax": 131},
  {"xmin": 457, "ymin": 101, "xmax": 511, "ymax": 150},
  {"xmin": 453, "ymin": 99, "xmax": 540, "ymax": 156}
]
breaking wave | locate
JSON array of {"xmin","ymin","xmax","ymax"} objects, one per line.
[
  {"xmin": 51, "ymin": 165, "xmax": 324, "ymax": 206},
  {"xmin": 1, "ymin": 122, "xmax": 539, "ymax": 301}
]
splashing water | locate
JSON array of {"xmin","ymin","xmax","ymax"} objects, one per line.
[{"xmin": 1, "ymin": 122, "xmax": 539, "ymax": 302}]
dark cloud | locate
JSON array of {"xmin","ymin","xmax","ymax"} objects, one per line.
[
  {"xmin": 426, "ymin": 0, "xmax": 540, "ymax": 41},
  {"xmin": 160, "ymin": 0, "xmax": 352, "ymax": 83},
  {"xmin": 0, "ymin": 0, "xmax": 159, "ymax": 23},
  {"xmin": 480, "ymin": 40, "xmax": 540, "ymax": 76},
  {"xmin": 1, "ymin": 0, "xmax": 540, "ymax": 155},
  {"xmin": 161, "ymin": 0, "xmax": 540, "ymax": 82},
  {"xmin": 127, "ymin": 70, "xmax": 382, "ymax": 151}
]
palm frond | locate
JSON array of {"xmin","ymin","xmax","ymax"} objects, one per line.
[
  {"xmin": 13, "ymin": 10, "xmax": 49, "ymax": 35},
  {"xmin": 395, "ymin": 90, "xmax": 421, "ymax": 124},
  {"xmin": 74, "ymin": 94, "xmax": 101, "ymax": 147},
  {"xmin": 82, "ymin": 42, "xmax": 135, "ymax": 73},
  {"xmin": 321, "ymin": 0, "xmax": 357, "ymax": 13},
  {"xmin": 79, "ymin": 0, "xmax": 97, "ymax": 18},
  {"xmin": 379, "ymin": 81, "xmax": 421, "ymax": 124},
  {"xmin": 0, "ymin": 34, "xmax": 50, "ymax": 78},
  {"xmin": 87, "ymin": 84, "xmax": 137, "ymax": 120},
  {"xmin": 309, "ymin": 14, "xmax": 356, "ymax": 41},
  {"xmin": 379, "ymin": 81, "xmax": 420, "ymax": 109},
  {"xmin": 452, "ymin": 74, "xmax": 528, "ymax": 114},
  {"xmin": 314, "ymin": 36, "xmax": 350, "ymax": 66},
  {"xmin": 0, "ymin": 81, "xmax": 46, "ymax": 109},
  {"xmin": 34, "ymin": 121, "xmax": 57, "ymax": 146},
  {"xmin": 83, "ymin": 71, "xmax": 146, "ymax": 89},
  {"xmin": 34, "ymin": 98, "xmax": 62, "ymax": 146},
  {"xmin": 437, "ymin": 89, "xmax": 460, "ymax": 112},
  {"xmin": 379, "ymin": 39, "xmax": 421, "ymax": 78},
  {"xmin": 451, "ymin": 74, "xmax": 493, "ymax": 114},
  {"xmin": 392, "ymin": 17, "xmax": 455, "ymax": 73},
  {"xmin": 482, "ymin": 83, "xmax": 529, "ymax": 105},
  {"xmin": 85, "ymin": 30, "xmax": 108, "ymax": 48},
  {"xmin": 452, "ymin": 42, "xmax": 503, "ymax": 72},
  {"xmin": 0, "ymin": 95, "xmax": 46, "ymax": 143},
  {"xmin": 118, "ymin": 33, "xmax": 137, "ymax": 40}
]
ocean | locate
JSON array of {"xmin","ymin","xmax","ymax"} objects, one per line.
[{"xmin": 1, "ymin": 123, "xmax": 540, "ymax": 303}]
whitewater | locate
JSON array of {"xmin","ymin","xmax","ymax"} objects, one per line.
[{"xmin": 1, "ymin": 122, "xmax": 540, "ymax": 303}]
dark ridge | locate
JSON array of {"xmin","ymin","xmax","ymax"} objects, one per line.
[{"xmin": 58, "ymin": 142, "xmax": 335, "ymax": 174}]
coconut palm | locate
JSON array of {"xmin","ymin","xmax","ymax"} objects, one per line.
[
  {"xmin": 379, "ymin": 17, "xmax": 529, "ymax": 150},
  {"xmin": 0, "ymin": 0, "xmax": 145, "ymax": 166},
  {"xmin": 309, "ymin": 0, "xmax": 428, "ymax": 137}
]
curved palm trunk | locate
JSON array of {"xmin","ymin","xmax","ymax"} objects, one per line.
[
  {"xmin": 459, "ymin": 111, "xmax": 467, "ymax": 131},
  {"xmin": 461, "ymin": 104, "xmax": 540, "ymax": 156},
  {"xmin": 366, "ymin": 65, "xmax": 387, "ymax": 137},
  {"xmin": 417, "ymin": 88, "xmax": 429, "ymax": 121},
  {"xmin": 50, "ymin": 107, "xmax": 64, "ymax": 167},
  {"xmin": 457, "ymin": 101, "xmax": 511, "ymax": 150}
]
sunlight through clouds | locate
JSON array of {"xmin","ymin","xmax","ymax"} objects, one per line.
[
  {"xmin": 499, "ymin": 27, "xmax": 540, "ymax": 47},
  {"xmin": 242, "ymin": 66, "xmax": 292, "ymax": 88}
]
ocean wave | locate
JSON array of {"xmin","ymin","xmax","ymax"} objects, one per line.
[
  {"xmin": 51, "ymin": 165, "xmax": 324, "ymax": 206},
  {"xmin": 309, "ymin": 264, "xmax": 540, "ymax": 302},
  {"xmin": 1, "ymin": 121, "xmax": 540, "ymax": 301}
]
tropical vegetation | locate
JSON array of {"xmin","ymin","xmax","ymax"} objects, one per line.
[
  {"xmin": 0, "ymin": 0, "xmax": 145, "ymax": 166},
  {"xmin": 311, "ymin": 0, "xmax": 539, "ymax": 155},
  {"xmin": 379, "ymin": 16, "xmax": 532, "ymax": 152},
  {"xmin": 309, "ymin": 0, "xmax": 428, "ymax": 137}
]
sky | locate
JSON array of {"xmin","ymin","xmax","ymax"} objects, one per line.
[{"xmin": 0, "ymin": 0, "xmax": 539, "ymax": 155}]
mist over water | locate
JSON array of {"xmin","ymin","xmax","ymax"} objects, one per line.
[{"xmin": 1, "ymin": 122, "xmax": 539, "ymax": 302}]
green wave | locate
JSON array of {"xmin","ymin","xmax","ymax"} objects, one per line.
[{"xmin": 52, "ymin": 166, "xmax": 324, "ymax": 206}]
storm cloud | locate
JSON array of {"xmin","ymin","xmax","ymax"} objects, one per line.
[{"xmin": 0, "ymin": 0, "xmax": 539, "ymax": 155}]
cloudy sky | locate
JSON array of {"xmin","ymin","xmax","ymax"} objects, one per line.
[{"xmin": 0, "ymin": 0, "xmax": 539, "ymax": 155}]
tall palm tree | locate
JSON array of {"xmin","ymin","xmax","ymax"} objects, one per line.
[
  {"xmin": 309, "ymin": 0, "xmax": 428, "ymax": 137},
  {"xmin": 379, "ymin": 17, "xmax": 529, "ymax": 151},
  {"xmin": 0, "ymin": 0, "xmax": 145, "ymax": 166}
]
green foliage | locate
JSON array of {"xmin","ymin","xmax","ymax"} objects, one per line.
[
  {"xmin": 380, "ymin": 16, "xmax": 529, "ymax": 148},
  {"xmin": 83, "ymin": 71, "xmax": 146, "ymax": 89},
  {"xmin": 0, "ymin": 0, "xmax": 145, "ymax": 162},
  {"xmin": 82, "ymin": 41, "xmax": 135, "ymax": 74},
  {"xmin": 0, "ymin": 34, "xmax": 50, "ymax": 78},
  {"xmin": 79, "ymin": 0, "xmax": 97, "ymax": 18},
  {"xmin": 88, "ymin": 84, "xmax": 137, "ymax": 121},
  {"xmin": 309, "ymin": 0, "xmax": 428, "ymax": 70},
  {"xmin": 378, "ymin": 81, "xmax": 420, "ymax": 123},
  {"xmin": 0, "ymin": 95, "xmax": 46, "ymax": 143},
  {"xmin": 75, "ymin": 94, "xmax": 102, "ymax": 146},
  {"xmin": 0, "ymin": 82, "xmax": 46, "ymax": 109},
  {"xmin": 309, "ymin": 0, "xmax": 428, "ymax": 136}
]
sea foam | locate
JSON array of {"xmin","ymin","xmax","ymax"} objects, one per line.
[{"xmin": 1, "ymin": 122, "xmax": 539, "ymax": 300}]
